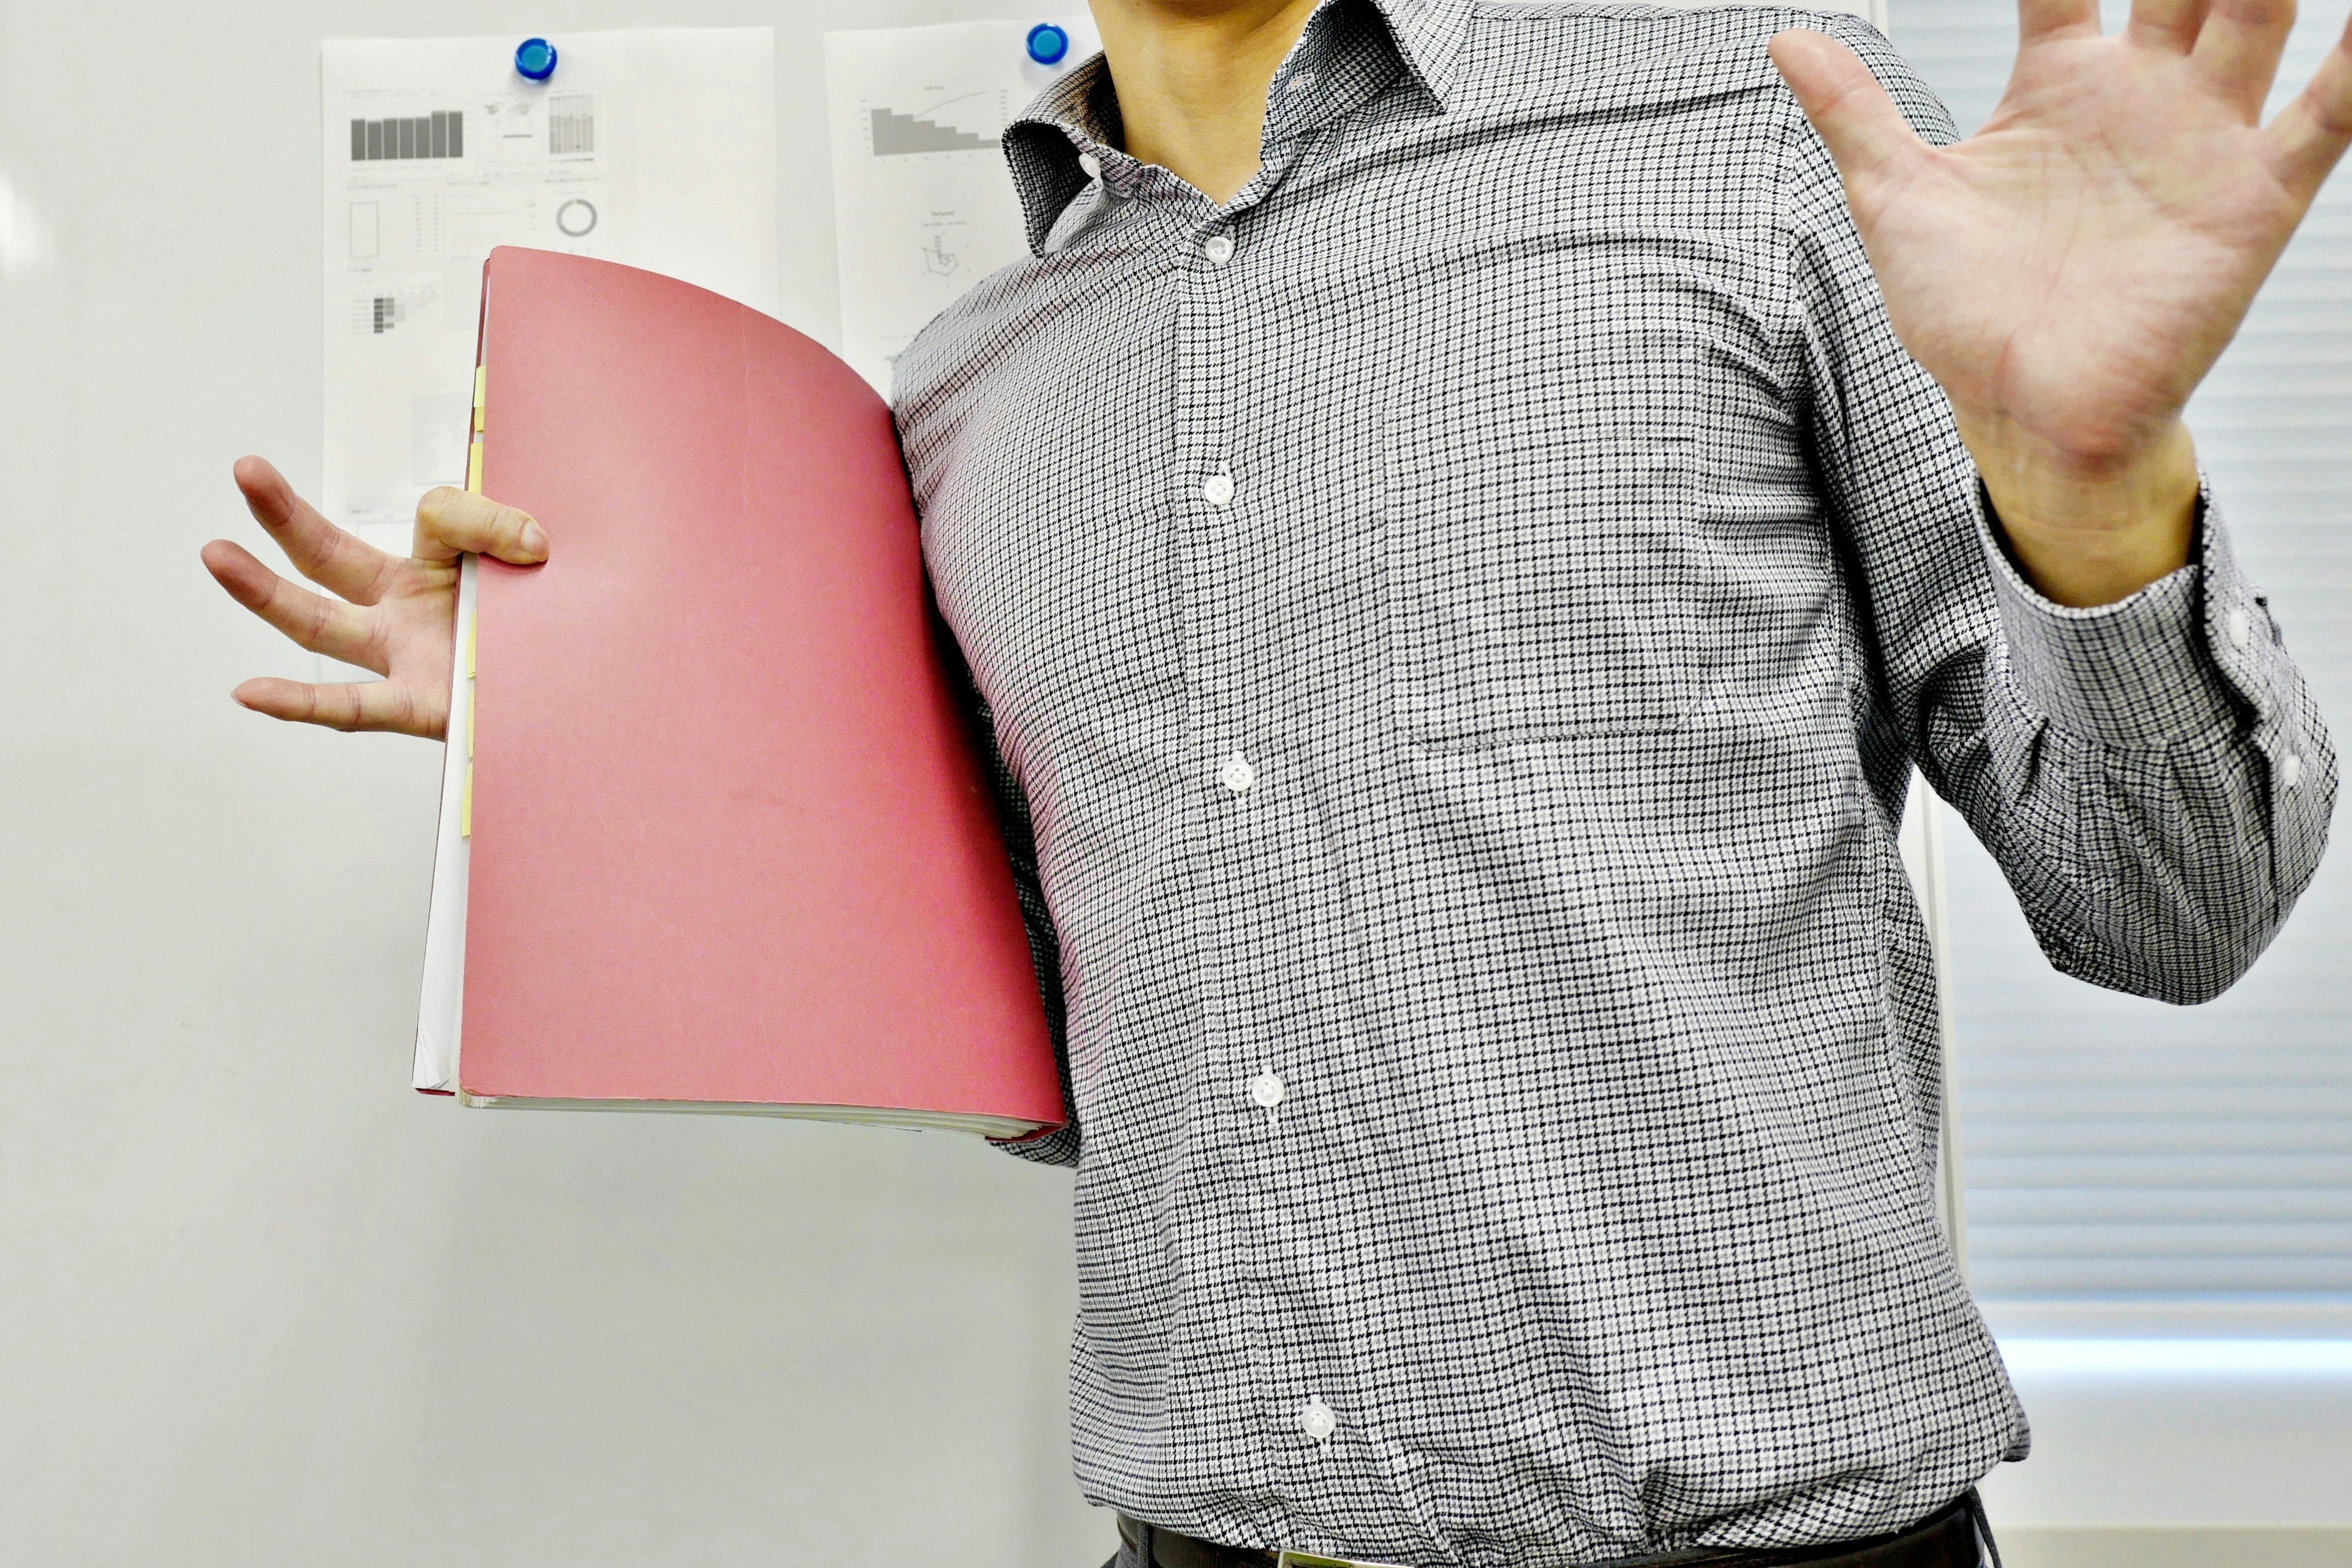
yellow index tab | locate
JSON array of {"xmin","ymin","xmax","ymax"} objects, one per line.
[
  {"xmin": 466, "ymin": 439, "xmax": 483, "ymax": 494},
  {"xmin": 461, "ymin": 763, "xmax": 473, "ymax": 838}
]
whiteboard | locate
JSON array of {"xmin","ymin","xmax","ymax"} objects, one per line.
[{"xmin": 0, "ymin": 4, "xmax": 1102, "ymax": 1564}]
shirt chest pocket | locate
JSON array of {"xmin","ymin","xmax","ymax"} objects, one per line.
[{"xmin": 1378, "ymin": 241, "xmax": 1729, "ymax": 745}]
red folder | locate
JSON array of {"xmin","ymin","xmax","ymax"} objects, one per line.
[{"xmin": 413, "ymin": 247, "xmax": 1064, "ymax": 1140}]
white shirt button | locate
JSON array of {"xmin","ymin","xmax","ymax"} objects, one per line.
[
  {"xmin": 2227, "ymin": 608, "xmax": 2251, "ymax": 650},
  {"xmin": 1249, "ymin": 1070, "xmax": 1285, "ymax": 1109},
  {"xmin": 1218, "ymin": 752, "xmax": 1257, "ymax": 793},
  {"xmin": 2285, "ymin": 752, "xmax": 2303, "ymax": 790},
  {"xmin": 1077, "ymin": 151, "xmax": 1101, "ymax": 179},
  {"xmin": 1204, "ymin": 233, "xmax": 1235, "ymax": 265},
  {"xmin": 1299, "ymin": 1397, "xmax": 1337, "ymax": 1442},
  {"xmin": 1202, "ymin": 469, "xmax": 1234, "ymax": 507}
]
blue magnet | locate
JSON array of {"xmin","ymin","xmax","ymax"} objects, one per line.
[
  {"xmin": 1025, "ymin": 23, "xmax": 1070, "ymax": 66},
  {"xmin": 514, "ymin": 37, "xmax": 559, "ymax": 82}
]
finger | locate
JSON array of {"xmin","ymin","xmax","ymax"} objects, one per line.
[
  {"xmin": 2129, "ymin": 0, "xmax": 2212, "ymax": 51},
  {"xmin": 230, "ymin": 676, "xmax": 440, "ymax": 737},
  {"xmin": 2192, "ymin": 0, "xmax": 2297, "ymax": 120},
  {"xmin": 2263, "ymin": 10, "xmax": 2352, "ymax": 202},
  {"xmin": 1768, "ymin": 31, "xmax": 1930, "ymax": 210},
  {"xmin": 2019, "ymin": 0, "xmax": 2102, "ymax": 46},
  {"xmin": 413, "ymin": 485, "xmax": 547, "ymax": 567},
  {"xmin": 233, "ymin": 454, "xmax": 404, "ymax": 607},
  {"xmin": 202, "ymin": 538, "xmax": 387, "ymax": 671}
]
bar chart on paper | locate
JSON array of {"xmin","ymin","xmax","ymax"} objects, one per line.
[
  {"xmin": 867, "ymin": 96, "xmax": 1006, "ymax": 156},
  {"xmin": 350, "ymin": 110, "xmax": 467, "ymax": 160}
]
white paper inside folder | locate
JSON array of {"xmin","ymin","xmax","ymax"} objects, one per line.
[{"xmin": 414, "ymin": 553, "xmax": 478, "ymax": 1093}]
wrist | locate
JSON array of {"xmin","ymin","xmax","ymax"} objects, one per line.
[{"xmin": 1954, "ymin": 411, "xmax": 2199, "ymax": 609}]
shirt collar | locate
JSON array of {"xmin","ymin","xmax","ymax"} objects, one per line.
[
  {"xmin": 1377, "ymin": 0, "xmax": 1474, "ymax": 107},
  {"xmin": 1002, "ymin": 0, "xmax": 1471, "ymax": 254}
]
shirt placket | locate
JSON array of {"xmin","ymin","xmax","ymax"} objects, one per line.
[
  {"xmin": 1176, "ymin": 169, "xmax": 1373, "ymax": 1542},
  {"xmin": 1166, "ymin": 183, "xmax": 1296, "ymax": 1519},
  {"xmin": 1189, "ymin": 124, "xmax": 1394, "ymax": 1568},
  {"xmin": 1155, "ymin": 13, "xmax": 1399, "ymax": 1542},
  {"xmin": 1004, "ymin": 5, "xmax": 1417, "ymax": 1546}
]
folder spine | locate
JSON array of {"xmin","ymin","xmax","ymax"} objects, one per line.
[{"xmin": 462, "ymin": 363, "xmax": 484, "ymax": 835}]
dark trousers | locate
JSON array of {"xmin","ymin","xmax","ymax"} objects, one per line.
[{"xmin": 1107, "ymin": 1491, "xmax": 1999, "ymax": 1568}]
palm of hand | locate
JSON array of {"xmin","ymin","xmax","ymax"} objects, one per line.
[
  {"xmin": 1773, "ymin": 0, "xmax": 2352, "ymax": 470},
  {"xmin": 306, "ymin": 557, "xmax": 461, "ymax": 737}
]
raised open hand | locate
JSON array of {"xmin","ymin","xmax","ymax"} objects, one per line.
[
  {"xmin": 202, "ymin": 456, "xmax": 545, "ymax": 737},
  {"xmin": 1771, "ymin": 0, "xmax": 2352, "ymax": 595}
]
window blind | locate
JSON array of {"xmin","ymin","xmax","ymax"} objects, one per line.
[{"xmin": 1895, "ymin": 0, "xmax": 2352, "ymax": 1317}]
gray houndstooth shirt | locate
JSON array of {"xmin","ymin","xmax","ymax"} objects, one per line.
[{"xmin": 891, "ymin": 1, "xmax": 2337, "ymax": 1561}]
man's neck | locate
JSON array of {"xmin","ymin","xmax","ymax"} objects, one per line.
[{"xmin": 1090, "ymin": 0, "xmax": 1325, "ymax": 204}]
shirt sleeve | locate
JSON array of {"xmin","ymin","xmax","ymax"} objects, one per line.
[
  {"xmin": 937, "ymin": 622, "xmax": 1082, "ymax": 1167},
  {"xmin": 1779, "ymin": 15, "xmax": 2336, "ymax": 1005}
]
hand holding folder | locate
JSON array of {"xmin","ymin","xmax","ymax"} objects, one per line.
[{"xmin": 203, "ymin": 458, "xmax": 550, "ymax": 738}]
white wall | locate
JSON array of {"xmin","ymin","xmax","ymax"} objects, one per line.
[{"xmin": 0, "ymin": 1, "xmax": 1111, "ymax": 1562}]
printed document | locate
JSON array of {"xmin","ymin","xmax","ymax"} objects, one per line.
[
  {"xmin": 321, "ymin": 29, "xmax": 778, "ymax": 560},
  {"xmin": 824, "ymin": 18, "xmax": 1098, "ymax": 396}
]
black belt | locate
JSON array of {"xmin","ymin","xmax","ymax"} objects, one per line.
[{"xmin": 1117, "ymin": 1492, "xmax": 1992, "ymax": 1568}]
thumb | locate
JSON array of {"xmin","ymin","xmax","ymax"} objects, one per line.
[
  {"xmin": 413, "ymin": 484, "xmax": 548, "ymax": 567},
  {"xmin": 1768, "ymin": 30, "xmax": 1924, "ymax": 209}
]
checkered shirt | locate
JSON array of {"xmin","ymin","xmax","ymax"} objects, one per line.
[{"xmin": 889, "ymin": 1, "xmax": 2337, "ymax": 1562}]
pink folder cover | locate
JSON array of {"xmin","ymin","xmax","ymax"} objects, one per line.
[{"xmin": 453, "ymin": 247, "xmax": 1061, "ymax": 1134}]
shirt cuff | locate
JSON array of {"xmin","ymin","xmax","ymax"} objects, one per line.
[{"xmin": 1980, "ymin": 477, "xmax": 2272, "ymax": 748}]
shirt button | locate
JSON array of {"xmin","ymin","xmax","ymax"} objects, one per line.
[
  {"xmin": 2285, "ymin": 752, "xmax": 2303, "ymax": 790},
  {"xmin": 1218, "ymin": 752, "xmax": 1257, "ymax": 793},
  {"xmin": 1300, "ymin": 1397, "xmax": 1337, "ymax": 1442},
  {"xmin": 1249, "ymin": 1070, "xmax": 1285, "ymax": 1109},
  {"xmin": 1077, "ymin": 151, "xmax": 1101, "ymax": 179},
  {"xmin": 1201, "ymin": 469, "xmax": 1234, "ymax": 507},
  {"xmin": 1204, "ymin": 233, "xmax": 1235, "ymax": 265},
  {"xmin": 2228, "ymin": 608, "xmax": 2251, "ymax": 650}
]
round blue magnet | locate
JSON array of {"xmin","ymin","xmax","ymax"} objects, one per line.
[
  {"xmin": 514, "ymin": 37, "xmax": 558, "ymax": 82},
  {"xmin": 1025, "ymin": 23, "xmax": 1069, "ymax": 66}
]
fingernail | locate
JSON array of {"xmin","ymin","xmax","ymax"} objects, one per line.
[{"xmin": 519, "ymin": 520, "xmax": 548, "ymax": 559}]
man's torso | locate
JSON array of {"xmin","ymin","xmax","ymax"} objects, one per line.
[{"xmin": 892, "ymin": 4, "xmax": 2022, "ymax": 1562}]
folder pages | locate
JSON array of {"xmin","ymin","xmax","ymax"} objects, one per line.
[{"xmin": 413, "ymin": 247, "xmax": 1065, "ymax": 1141}]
